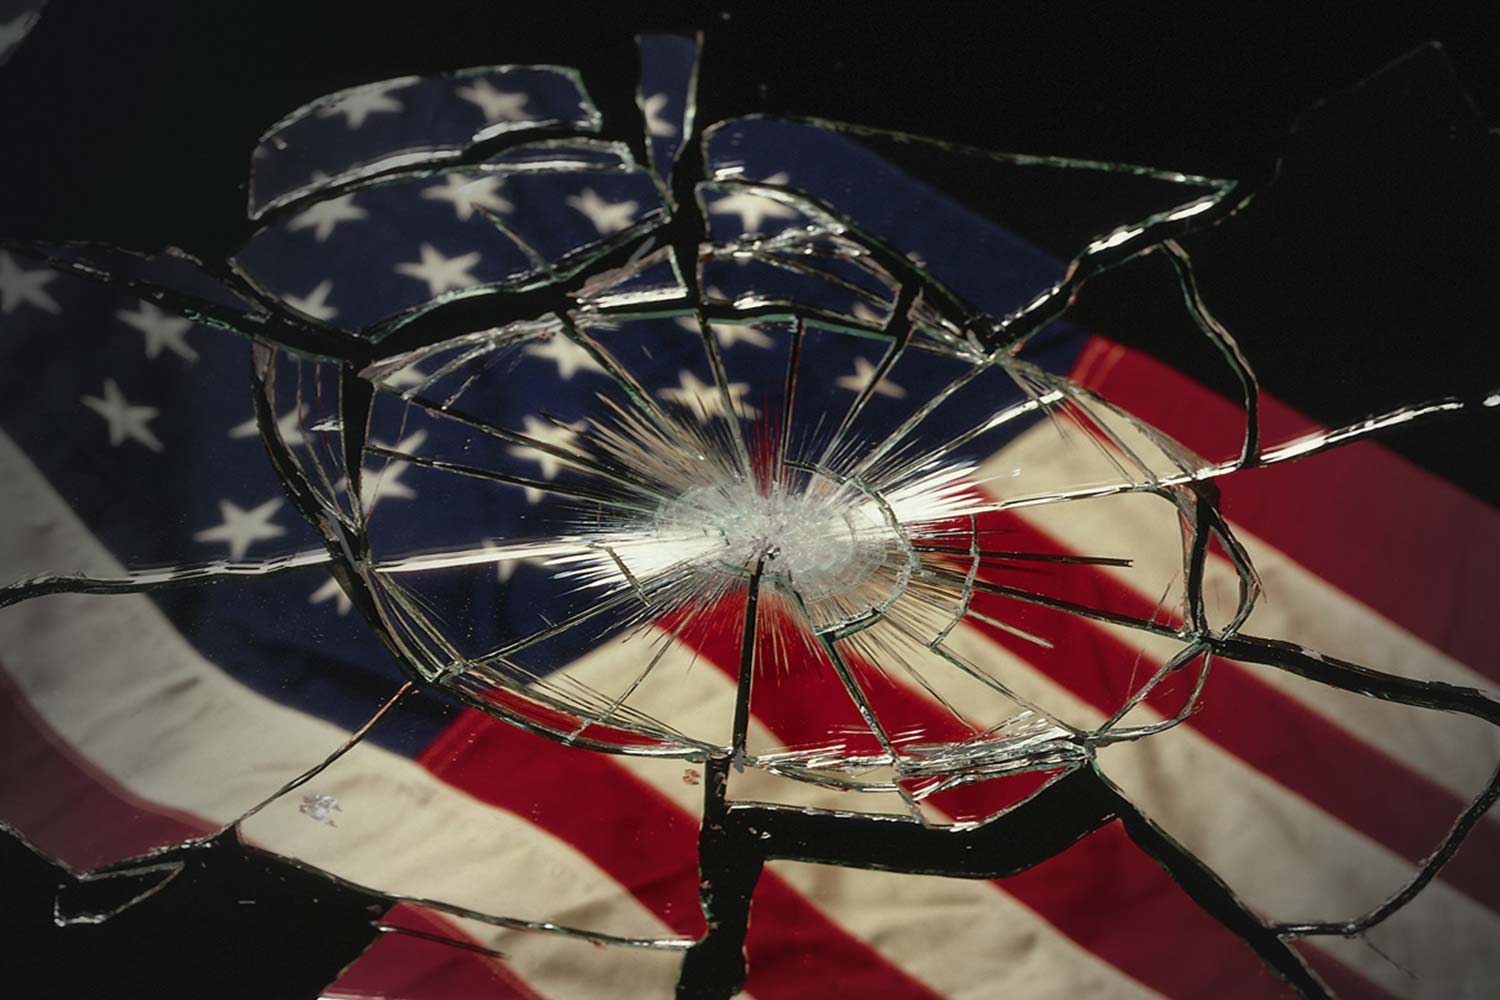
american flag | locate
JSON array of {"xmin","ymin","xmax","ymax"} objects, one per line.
[{"xmin": 2, "ymin": 34, "xmax": 1497, "ymax": 1000}]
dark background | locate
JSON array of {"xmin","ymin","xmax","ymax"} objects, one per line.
[{"xmin": 1, "ymin": 3, "xmax": 1496, "ymax": 997}]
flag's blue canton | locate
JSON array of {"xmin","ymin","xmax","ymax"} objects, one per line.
[
  {"xmin": 637, "ymin": 34, "xmax": 699, "ymax": 183},
  {"xmin": 699, "ymin": 183, "xmax": 822, "ymax": 243},
  {"xmin": 248, "ymin": 66, "xmax": 601, "ymax": 218},
  {"xmin": 234, "ymin": 164, "xmax": 666, "ymax": 335},
  {"xmin": 0, "ymin": 253, "xmax": 456, "ymax": 753},
  {"xmin": 704, "ymin": 118, "xmax": 1072, "ymax": 322},
  {"xmin": 502, "ymin": 170, "xmax": 664, "ymax": 259}
]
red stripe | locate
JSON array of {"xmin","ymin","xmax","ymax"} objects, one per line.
[
  {"xmin": 325, "ymin": 902, "xmax": 545, "ymax": 1000},
  {"xmin": 956, "ymin": 509, "xmax": 1500, "ymax": 918},
  {"xmin": 1003, "ymin": 822, "xmax": 1312, "ymax": 1000},
  {"xmin": 472, "ymin": 683, "xmax": 678, "ymax": 749},
  {"xmin": 418, "ymin": 709, "xmax": 947, "ymax": 1000},
  {"xmin": 0, "ymin": 664, "xmax": 210, "ymax": 870},
  {"xmin": 1069, "ymin": 336, "xmax": 1499, "ymax": 673},
  {"xmin": 1296, "ymin": 944, "xmax": 1395, "ymax": 1000},
  {"xmin": 0, "ymin": 667, "xmax": 551, "ymax": 997},
  {"xmin": 670, "ymin": 600, "xmax": 1379, "ymax": 1000}
]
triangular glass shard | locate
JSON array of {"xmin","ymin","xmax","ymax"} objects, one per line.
[
  {"xmin": 636, "ymin": 33, "xmax": 701, "ymax": 185},
  {"xmin": 572, "ymin": 245, "xmax": 687, "ymax": 310}
]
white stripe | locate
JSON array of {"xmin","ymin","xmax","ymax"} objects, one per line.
[
  {"xmin": 0, "ymin": 431, "xmax": 681, "ymax": 999},
  {"xmin": 1231, "ymin": 531, "xmax": 1500, "ymax": 786},
  {"xmin": 240, "ymin": 747, "xmax": 685, "ymax": 943},
  {"xmin": 767, "ymin": 859, "xmax": 1162, "ymax": 1000},
  {"xmin": 978, "ymin": 423, "xmax": 1500, "ymax": 801},
  {"xmin": 365, "ymin": 907, "xmax": 690, "ymax": 1000},
  {"xmin": 928, "ymin": 618, "xmax": 1500, "ymax": 998},
  {"xmin": 0, "ymin": 432, "xmax": 361, "ymax": 831},
  {"xmin": 1312, "ymin": 904, "xmax": 1493, "ymax": 1000}
]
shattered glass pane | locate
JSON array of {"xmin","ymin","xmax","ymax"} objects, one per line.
[{"xmin": 3, "ymin": 12, "xmax": 1498, "ymax": 1000}]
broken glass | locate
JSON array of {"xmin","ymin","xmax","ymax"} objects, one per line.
[
  {"xmin": 636, "ymin": 33, "xmax": 700, "ymax": 187},
  {"xmin": 248, "ymin": 66, "xmax": 603, "ymax": 218},
  {"xmin": 2, "ymin": 19, "xmax": 1497, "ymax": 1000},
  {"xmin": 235, "ymin": 146, "xmax": 667, "ymax": 339},
  {"xmin": 0, "ymin": 0, "xmax": 44, "ymax": 68}
]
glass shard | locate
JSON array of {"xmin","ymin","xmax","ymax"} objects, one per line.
[
  {"xmin": 234, "ymin": 158, "xmax": 667, "ymax": 340},
  {"xmin": 636, "ymin": 34, "xmax": 700, "ymax": 187},
  {"xmin": 573, "ymin": 246, "xmax": 688, "ymax": 311},
  {"xmin": 0, "ymin": 1, "xmax": 44, "ymax": 68},
  {"xmin": 248, "ymin": 66, "xmax": 603, "ymax": 218}
]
